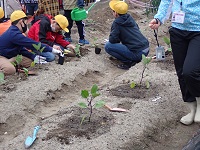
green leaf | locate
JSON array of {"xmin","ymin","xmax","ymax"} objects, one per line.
[
  {"xmin": 32, "ymin": 43, "xmax": 41, "ymax": 51},
  {"xmin": 75, "ymin": 44, "xmax": 81, "ymax": 57},
  {"xmin": 23, "ymin": 68, "xmax": 29, "ymax": 77},
  {"xmin": 94, "ymin": 100, "xmax": 105, "ymax": 108},
  {"xmin": 15, "ymin": 55, "xmax": 22, "ymax": 65},
  {"xmin": 0, "ymin": 72, "xmax": 5, "ymax": 83},
  {"xmin": 31, "ymin": 61, "xmax": 35, "ymax": 67},
  {"xmin": 81, "ymin": 90, "xmax": 89, "ymax": 98},
  {"xmin": 91, "ymin": 84, "xmax": 98, "ymax": 94},
  {"xmin": 146, "ymin": 80, "xmax": 150, "ymax": 89},
  {"xmin": 163, "ymin": 37, "xmax": 170, "ymax": 45},
  {"xmin": 142, "ymin": 54, "xmax": 148, "ymax": 65},
  {"xmin": 40, "ymin": 46, "xmax": 45, "ymax": 53},
  {"xmin": 168, "ymin": 48, "xmax": 172, "ymax": 52},
  {"xmin": 11, "ymin": 62, "xmax": 16, "ymax": 66},
  {"xmin": 91, "ymin": 93, "xmax": 100, "ymax": 98},
  {"xmin": 146, "ymin": 57, "xmax": 152, "ymax": 64},
  {"xmin": 130, "ymin": 82, "xmax": 136, "ymax": 88},
  {"xmin": 78, "ymin": 102, "xmax": 87, "ymax": 108}
]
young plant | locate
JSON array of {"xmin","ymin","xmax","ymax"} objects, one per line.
[
  {"xmin": 0, "ymin": 72, "xmax": 5, "ymax": 84},
  {"xmin": 11, "ymin": 55, "xmax": 29, "ymax": 77},
  {"xmin": 32, "ymin": 42, "xmax": 45, "ymax": 66},
  {"xmin": 92, "ymin": 37, "xmax": 98, "ymax": 48},
  {"xmin": 75, "ymin": 44, "xmax": 81, "ymax": 57},
  {"xmin": 130, "ymin": 54, "xmax": 151, "ymax": 89},
  {"xmin": 78, "ymin": 84, "xmax": 105, "ymax": 122},
  {"xmin": 163, "ymin": 37, "xmax": 172, "ymax": 52}
]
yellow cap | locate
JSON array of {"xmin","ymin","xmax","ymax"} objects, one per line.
[
  {"xmin": 10, "ymin": 10, "xmax": 27, "ymax": 22},
  {"xmin": 0, "ymin": 7, "xmax": 4, "ymax": 19},
  {"xmin": 109, "ymin": 1, "xmax": 128, "ymax": 15},
  {"xmin": 54, "ymin": 14, "xmax": 69, "ymax": 33}
]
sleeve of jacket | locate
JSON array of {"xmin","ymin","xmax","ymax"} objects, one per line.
[
  {"xmin": 19, "ymin": 47, "xmax": 36, "ymax": 60},
  {"xmin": 38, "ymin": 20, "xmax": 54, "ymax": 47},
  {"xmin": 55, "ymin": 33, "xmax": 70, "ymax": 48},
  {"xmin": 77, "ymin": 0, "xmax": 85, "ymax": 8},
  {"xmin": 12, "ymin": 33, "xmax": 52, "ymax": 60},
  {"xmin": 109, "ymin": 22, "xmax": 120, "ymax": 44},
  {"xmin": 154, "ymin": 0, "xmax": 172, "ymax": 24}
]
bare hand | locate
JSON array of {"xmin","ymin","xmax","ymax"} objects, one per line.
[
  {"xmin": 149, "ymin": 18, "xmax": 161, "ymax": 30},
  {"xmin": 53, "ymin": 45, "xmax": 62, "ymax": 51},
  {"xmin": 66, "ymin": 44, "xmax": 76, "ymax": 50},
  {"xmin": 21, "ymin": 5, "xmax": 25, "ymax": 11}
]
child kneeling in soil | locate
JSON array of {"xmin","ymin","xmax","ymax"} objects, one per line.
[
  {"xmin": 28, "ymin": 14, "xmax": 76, "ymax": 61},
  {"xmin": 105, "ymin": 1, "xmax": 149, "ymax": 70},
  {"xmin": 0, "ymin": 10, "xmax": 62, "ymax": 75}
]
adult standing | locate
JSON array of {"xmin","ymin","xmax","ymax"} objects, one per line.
[{"xmin": 149, "ymin": 0, "xmax": 200, "ymax": 125}]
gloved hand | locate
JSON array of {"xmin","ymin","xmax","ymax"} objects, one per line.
[
  {"xmin": 34, "ymin": 55, "xmax": 47, "ymax": 64},
  {"xmin": 52, "ymin": 48, "xmax": 62, "ymax": 54}
]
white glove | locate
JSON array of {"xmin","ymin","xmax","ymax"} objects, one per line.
[
  {"xmin": 34, "ymin": 55, "xmax": 47, "ymax": 64},
  {"xmin": 52, "ymin": 48, "xmax": 62, "ymax": 54}
]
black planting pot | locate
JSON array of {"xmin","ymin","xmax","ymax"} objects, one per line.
[{"xmin": 95, "ymin": 47, "xmax": 101, "ymax": 54}]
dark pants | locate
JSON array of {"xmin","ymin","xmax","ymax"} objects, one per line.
[
  {"xmin": 105, "ymin": 42, "xmax": 149, "ymax": 64},
  {"xmin": 169, "ymin": 27, "xmax": 200, "ymax": 102},
  {"xmin": 63, "ymin": 10, "xmax": 85, "ymax": 40},
  {"xmin": 26, "ymin": 3, "xmax": 38, "ymax": 16}
]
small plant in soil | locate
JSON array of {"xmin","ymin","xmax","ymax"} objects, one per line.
[
  {"xmin": 75, "ymin": 44, "xmax": 81, "ymax": 58},
  {"xmin": 32, "ymin": 42, "xmax": 45, "ymax": 68},
  {"xmin": 78, "ymin": 84, "xmax": 105, "ymax": 123},
  {"xmin": 163, "ymin": 36, "xmax": 172, "ymax": 52},
  {"xmin": 130, "ymin": 54, "xmax": 152, "ymax": 89},
  {"xmin": 92, "ymin": 37, "xmax": 101, "ymax": 54},
  {"xmin": 11, "ymin": 54, "xmax": 29, "ymax": 77},
  {"xmin": 0, "ymin": 72, "xmax": 5, "ymax": 84}
]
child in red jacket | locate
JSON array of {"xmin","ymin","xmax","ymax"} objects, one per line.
[{"xmin": 28, "ymin": 14, "xmax": 76, "ymax": 61}]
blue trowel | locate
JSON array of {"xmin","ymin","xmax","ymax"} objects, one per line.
[{"xmin": 25, "ymin": 126, "xmax": 40, "ymax": 149}]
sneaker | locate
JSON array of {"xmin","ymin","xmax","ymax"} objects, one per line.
[
  {"xmin": 65, "ymin": 37, "xmax": 72, "ymax": 42},
  {"xmin": 117, "ymin": 62, "xmax": 137, "ymax": 70},
  {"xmin": 78, "ymin": 39, "xmax": 89, "ymax": 45}
]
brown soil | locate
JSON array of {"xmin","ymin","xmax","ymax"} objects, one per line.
[{"xmin": 0, "ymin": 1, "xmax": 199, "ymax": 150}]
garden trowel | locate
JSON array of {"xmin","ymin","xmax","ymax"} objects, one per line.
[
  {"xmin": 25, "ymin": 126, "xmax": 40, "ymax": 149},
  {"xmin": 104, "ymin": 104, "xmax": 127, "ymax": 112}
]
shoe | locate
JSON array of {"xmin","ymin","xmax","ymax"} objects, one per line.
[
  {"xmin": 117, "ymin": 62, "xmax": 137, "ymax": 70},
  {"xmin": 180, "ymin": 102, "xmax": 196, "ymax": 125},
  {"xmin": 194, "ymin": 97, "xmax": 200, "ymax": 123},
  {"xmin": 65, "ymin": 37, "xmax": 72, "ymax": 42},
  {"xmin": 78, "ymin": 39, "xmax": 89, "ymax": 45}
]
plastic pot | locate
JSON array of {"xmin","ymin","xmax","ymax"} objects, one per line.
[{"xmin": 95, "ymin": 47, "xmax": 101, "ymax": 54}]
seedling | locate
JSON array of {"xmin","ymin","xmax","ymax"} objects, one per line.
[
  {"xmin": 92, "ymin": 37, "xmax": 98, "ymax": 48},
  {"xmin": 78, "ymin": 84, "xmax": 105, "ymax": 123},
  {"xmin": 74, "ymin": 44, "xmax": 81, "ymax": 58},
  {"xmin": 163, "ymin": 37, "xmax": 172, "ymax": 52},
  {"xmin": 0, "ymin": 72, "xmax": 5, "ymax": 84},
  {"xmin": 130, "ymin": 54, "xmax": 151, "ymax": 89},
  {"xmin": 10, "ymin": 55, "xmax": 30, "ymax": 77},
  {"xmin": 32, "ymin": 43, "xmax": 45, "ymax": 67}
]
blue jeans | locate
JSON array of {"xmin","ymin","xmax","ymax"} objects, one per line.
[
  {"xmin": 40, "ymin": 52, "xmax": 55, "ymax": 62},
  {"xmin": 105, "ymin": 42, "xmax": 149, "ymax": 64},
  {"xmin": 40, "ymin": 44, "xmax": 65, "ymax": 62}
]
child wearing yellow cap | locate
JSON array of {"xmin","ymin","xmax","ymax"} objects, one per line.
[{"xmin": 105, "ymin": 1, "xmax": 149, "ymax": 70}]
